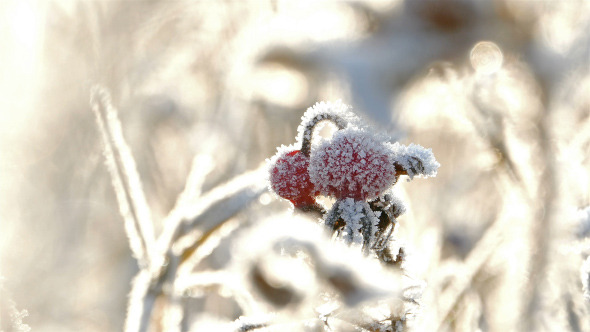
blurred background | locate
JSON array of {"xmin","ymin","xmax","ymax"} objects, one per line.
[{"xmin": 1, "ymin": 0, "xmax": 589, "ymax": 331}]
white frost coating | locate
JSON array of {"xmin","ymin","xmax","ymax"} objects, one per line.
[
  {"xmin": 296, "ymin": 100, "xmax": 361, "ymax": 146},
  {"xmin": 387, "ymin": 142, "xmax": 440, "ymax": 179},
  {"xmin": 310, "ymin": 127, "xmax": 398, "ymax": 200}
]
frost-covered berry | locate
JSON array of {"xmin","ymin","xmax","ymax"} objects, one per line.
[
  {"xmin": 310, "ymin": 128, "xmax": 398, "ymax": 201},
  {"xmin": 268, "ymin": 146, "xmax": 318, "ymax": 208}
]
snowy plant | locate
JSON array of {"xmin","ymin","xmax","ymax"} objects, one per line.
[
  {"xmin": 90, "ymin": 87, "xmax": 435, "ymax": 331},
  {"xmin": 266, "ymin": 101, "xmax": 439, "ymax": 330},
  {"xmin": 268, "ymin": 101, "xmax": 439, "ymax": 257}
]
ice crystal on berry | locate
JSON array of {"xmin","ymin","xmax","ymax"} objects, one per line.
[{"xmin": 310, "ymin": 127, "xmax": 398, "ymax": 201}]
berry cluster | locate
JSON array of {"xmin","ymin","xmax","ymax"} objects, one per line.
[{"xmin": 267, "ymin": 101, "xmax": 439, "ymax": 258}]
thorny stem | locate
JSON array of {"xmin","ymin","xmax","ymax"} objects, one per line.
[{"xmin": 300, "ymin": 113, "xmax": 347, "ymax": 157}]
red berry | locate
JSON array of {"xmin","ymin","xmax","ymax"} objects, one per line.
[
  {"xmin": 309, "ymin": 128, "xmax": 397, "ymax": 201},
  {"xmin": 268, "ymin": 148, "xmax": 318, "ymax": 208}
]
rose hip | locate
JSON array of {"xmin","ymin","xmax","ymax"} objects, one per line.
[
  {"xmin": 269, "ymin": 148, "xmax": 318, "ymax": 208},
  {"xmin": 310, "ymin": 128, "xmax": 398, "ymax": 201}
]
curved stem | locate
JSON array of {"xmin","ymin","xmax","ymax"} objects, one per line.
[{"xmin": 301, "ymin": 113, "xmax": 347, "ymax": 157}]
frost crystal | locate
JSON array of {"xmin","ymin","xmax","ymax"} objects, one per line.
[{"xmin": 310, "ymin": 127, "xmax": 398, "ymax": 201}]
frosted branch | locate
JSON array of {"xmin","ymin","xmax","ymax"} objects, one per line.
[{"xmin": 157, "ymin": 165, "xmax": 267, "ymax": 265}]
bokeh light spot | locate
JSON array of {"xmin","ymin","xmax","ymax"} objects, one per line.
[
  {"xmin": 470, "ymin": 41, "xmax": 503, "ymax": 75},
  {"xmin": 252, "ymin": 64, "xmax": 308, "ymax": 107}
]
